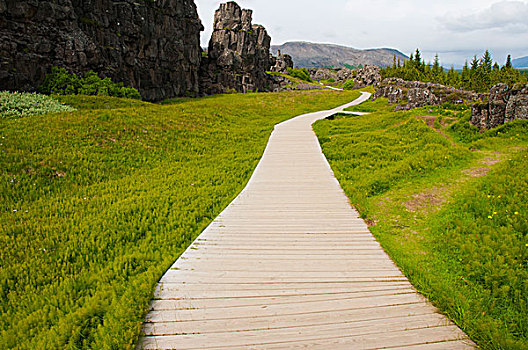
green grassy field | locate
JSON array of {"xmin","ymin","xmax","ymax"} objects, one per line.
[
  {"xmin": 0, "ymin": 89, "xmax": 360, "ymax": 349},
  {"xmin": 314, "ymin": 98, "xmax": 528, "ymax": 349}
]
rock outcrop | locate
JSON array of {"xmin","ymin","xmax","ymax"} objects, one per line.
[
  {"xmin": 199, "ymin": 2, "xmax": 274, "ymax": 95},
  {"xmin": 471, "ymin": 83, "xmax": 528, "ymax": 130},
  {"xmin": 309, "ymin": 66, "xmax": 381, "ymax": 88},
  {"xmin": 373, "ymin": 78, "xmax": 481, "ymax": 110},
  {"xmin": 0, "ymin": 0, "xmax": 203, "ymax": 101},
  {"xmin": 309, "ymin": 68, "xmax": 337, "ymax": 81},
  {"xmin": 342, "ymin": 65, "xmax": 381, "ymax": 88},
  {"xmin": 270, "ymin": 50, "xmax": 294, "ymax": 73}
]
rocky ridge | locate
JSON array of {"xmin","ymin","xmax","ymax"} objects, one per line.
[
  {"xmin": 0, "ymin": 0, "xmax": 203, "ymax": 101},
  {"xmin": 373, "ymin": 78, "xmax": 482, "ymax": 111},
  {"xmin": 373, "ymin": 78, "xmax": 528, "ymax": 130}
]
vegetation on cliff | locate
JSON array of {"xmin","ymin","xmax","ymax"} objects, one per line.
[
  {"xmin": 314, "ymin": 98, "xmax": 528, "ymax": 349},
  {"xmin": 0, "ymin": 90, "xmax": 360, "ymax": 349}
]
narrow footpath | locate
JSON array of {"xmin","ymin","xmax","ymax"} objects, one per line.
[{"xmin": 138, "ymin": 93, "xmax": 475, "ymax": 349}]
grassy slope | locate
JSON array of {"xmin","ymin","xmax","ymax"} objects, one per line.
[
  {"xmin": 314, "ymin": 98, "xmax": 528, "ymax": 349},
  {"xmin": 0, "ymin": 90, "xmax": 360, "ymax": 349}
]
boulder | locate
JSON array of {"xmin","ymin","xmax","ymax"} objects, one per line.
[{"xmin": 505, "ymin": 84, "xmax": 528, "ymax": 123}]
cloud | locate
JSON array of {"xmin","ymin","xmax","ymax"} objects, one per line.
[{"xmin": 441, "ymin": 1, "xmax": 528, "ymax": 32}]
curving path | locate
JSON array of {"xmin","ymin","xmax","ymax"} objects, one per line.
[{"xmin": 137, "ymin": 93, "xmax": 475, "ymax": 349}]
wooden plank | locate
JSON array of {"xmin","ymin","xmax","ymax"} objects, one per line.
[
  {"xmin": 139, "ymin": 325, "xmax": 467, "ymax": 350},
  {"xmin": 154, "ymin": 281, "xmax": 414, "ymax": 295},
  {"xmin": 150, "ymin": 290, "xmax": 419, "ymax": 310},
  {"xmin": 145, "ymin": 294, "xmax": 427, "ymax": 322},
  {"xmin": 143, "ymin": 304, "xmax": 438, "ymax": 336},
  {"xmin": 153, "ymin": 285, "xmax": 416, "ymax": 301},
  {"xmin": 388, "ymin": 340, "xmax": 477, "ymax": 349}
]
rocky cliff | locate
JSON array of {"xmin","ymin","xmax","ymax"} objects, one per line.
[
  {"xmin": 373, "ymin": 78, "xmax": 481, "ymax": 110},
  {"xmin": 373, "ymin": 79, "xmax": 528, "ymax": 130},
  {"xmin": 0, "ymin": 0, "xmax": 203, "ymax": 101},
  {"xmin": 471, "ymin": 84, "xmax": 528, "ymax": 130},
  {"xmin": 200, "ymin": 2, "xmax": 274, "ymax": 95}
]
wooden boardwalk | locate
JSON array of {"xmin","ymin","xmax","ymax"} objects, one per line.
[{"xmin": 138, "ymin": 93, "xmax": 476, "ymax": 349}]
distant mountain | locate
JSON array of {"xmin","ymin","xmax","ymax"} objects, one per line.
[
  {"xmin": 271, "ymin": 41, "xmax": 408, "ymax": 69},
  {"xmin": 513, "ymin": 56, "xmax": 528, "ymax": 69}
]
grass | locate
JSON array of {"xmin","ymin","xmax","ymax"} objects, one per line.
[
  {"xmin": 268, "ymin": 71, "xmax": 318, "ymax": 88},
  {"xmin": 0, "ymin": 89, "xmax": 360, "ymax": 349},
  {"xmin": 314, "ymin": 96, "xmax": 528, "ymax": 349},
  {"xmin": 55, "ymin": 95, "xmax": 152, "ymax": 110}
]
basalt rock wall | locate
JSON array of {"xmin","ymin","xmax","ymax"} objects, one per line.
[
  {"xmin": 471, "ymin": 83, "xmax": 528, "ymax": 130},
  {"xmin": 0, "ymin": 0, "xmax": 203, "ymax": 101}
]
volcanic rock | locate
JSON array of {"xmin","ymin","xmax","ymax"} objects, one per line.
[
  {"xmin": 0, "ymin": 0, "xmax": 204, "ymax": 101},
  {"xmin": 270, "ymin": 50, "xmax": 294, "ymax": 73},
  {"xmin": 200, "ymin": 2, "xmax": 274, "ymax": 94},
  {"xmin": 373, "ymin": 78, "xmax": 480, "ymax": 110},
  {"xmin": 471, "ymin": 83, "xmax": 528, "ymax": 130}
]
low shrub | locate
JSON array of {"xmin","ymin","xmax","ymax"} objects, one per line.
[
  {"xmin": 343, "ymin": 80, "xmax": 356, "ymax": 90},
  {"xmin": 55, "ymin": 95, "xmax": 152, "ymax": 110},
  {"xmin": 0, "ymin": 91, "xmax": 76, "ymax": 119},
  {"xmin": 39, "ymin": 67, "xmax": 141, "ymax": 100},
  {"xmin": 286, "ymin": 67, "xmax": 312, "ymax": 82}
]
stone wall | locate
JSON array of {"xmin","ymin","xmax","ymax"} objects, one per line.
[
  {"xmin": 0, "ymin": 0, "xmax": 203, "ymax": 101},
  {"xmin": 471, "ymin": 84, "xmax": 528, "ymax": 130},
  {"xmin": 199, "ymin": 2, "xmax": 274, "ymax": 95}
]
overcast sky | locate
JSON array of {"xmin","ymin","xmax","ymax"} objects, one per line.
[{"xmin": 195, "ymin": 0, "xmax": 528, "ymax": 67}]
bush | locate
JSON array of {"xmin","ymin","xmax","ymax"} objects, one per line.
[
  {"xmin": 286, "ymin": 67, "xmax": 312, "ymax": 82},
  {"xmin": 0, "ymin": 91, "xmax": 76, "ymax": 119},
  {"xmin": 39, "ymin": 67, "xmax": 141, "ymax": 100},
  {"xmin": 343, "ymin": 80, "xmax": 356, "ymax": 90}
]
